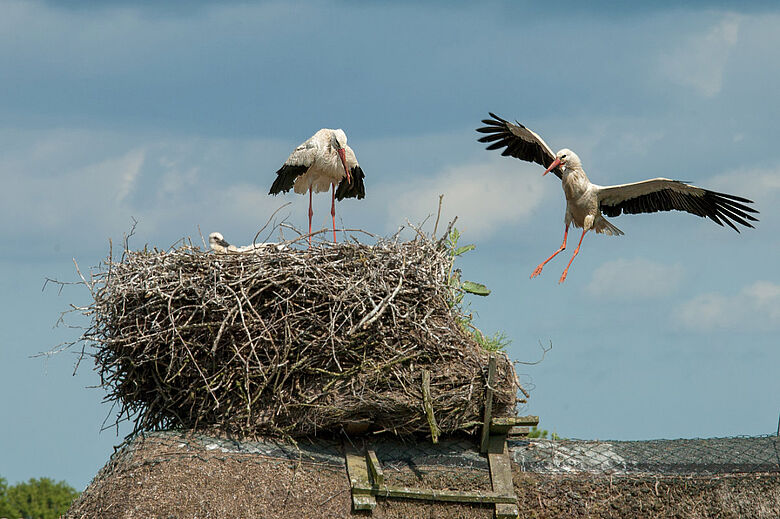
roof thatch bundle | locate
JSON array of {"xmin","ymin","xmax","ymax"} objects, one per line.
[
  {"xmin": 66, "ymin": 431, "xmax": 780, "ymax": 519},
  {"xmin": 73, "ymin": 231, "xmax": 520, "ymax": 438}
]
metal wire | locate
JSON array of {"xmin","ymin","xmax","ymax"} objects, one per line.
[
  {"xmin": 510, "ymin": 436, "xmax": 780, "ymax": 475},
  {"xmin": 103, "ymin": 431, "xmax": 780, "ymax": 480}
]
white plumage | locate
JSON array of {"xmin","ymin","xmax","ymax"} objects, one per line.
[
  {"xmin": 208, "ymin": 232, "xmax": 285, "ymax": 253},
  {"xmin": 208, "ymin": 232, "xmax": 238, "ymax": 253},
  {"xmin": 269, "ymin": 128, "xmax": 365, "ymax": 244},
  {"xmin": 477, "ymin": 113, "xmax": 758, "ymax": 283}
]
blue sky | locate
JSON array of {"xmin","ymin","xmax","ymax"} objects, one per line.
[{"xmin": 1, "ymin": 1, "xmax": 778, "ymax": 491}]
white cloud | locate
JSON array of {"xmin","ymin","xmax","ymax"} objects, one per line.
[
  {"xmin": 111, "ymin": 149, "xmax": 146, "ymax": 203},
  {"xmin": 0, "ymin": 128, "xmax": 289, "ymax": 257},
  {"xmin": 1, "ymin": 145, "xmax": 145, "ymax": 235},
  {"xmin": 385, "ymin": 159, "xmax": 549, "ymax": 239},
  {"xmin": 659, "ymin": 14, "xmax": 741, "ymax": 97},
  {"xmin": 674, "ymin": 281, "xmax": 780, "ymax": 331},
  {"xmin": 586, "ymin": 258, "xmax": 684, "ymax": 299},
  {"xmin": 708, "ymin": 167, "xmax": 780, "ymax": 202}
]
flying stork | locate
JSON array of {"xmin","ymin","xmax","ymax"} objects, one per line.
[
  {"xmin": 269, "ymin": 128, "xmax": 365, "ymax": 245},
  {"xmin": 476, "ymin": 113, "xmax": 758, "ymax": 283}
]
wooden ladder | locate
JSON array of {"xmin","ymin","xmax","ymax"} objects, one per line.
[{"xmin": 345, "ymin": 354, "xmax": 539, "ymax": 519}]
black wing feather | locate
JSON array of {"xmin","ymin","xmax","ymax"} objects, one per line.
[
  {"xmin": 476, "ymin": 112, "xmax": 562, "ymax": 178},
  {"xmin": 600, "ymin": 187, "xmax": 758, "ymax": 232},
  {"xmin": 269, "ymin": 164, "xmax": 308, "ymax": 195},
  {"xmin": 335, "ymin": 165, "xmax": 366, "ymax": 201}
]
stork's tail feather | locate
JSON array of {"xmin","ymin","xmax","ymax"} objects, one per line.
[
  {"xmin": 596, "ymin": 217, "xmax": 624, "ymax": 236},
  {"xmin": 335, "ymin": 165, "xmax": 366, "ymax": 201}
]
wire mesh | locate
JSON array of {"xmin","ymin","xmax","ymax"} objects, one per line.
[
  {"xmin": 109, "ymin": 431, "xmax": 780, "ymax": 478},
  {"xmin": 510, "ymin": 436, "xmax": 780, "ymax": 475}
]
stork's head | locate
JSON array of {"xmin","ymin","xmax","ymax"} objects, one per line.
[
  {"xmin": 208, "ymin": 232, "xmax": 229, "ymax": 251},
  {"xmin": 330, "ymin": 129, "xmax": 351, "ymax": 183},
  {"xmin": 332, "ymin": 129, "xmax": 347, "ymax": 148},
  {"xmin": 543, "ymin": 148, "xmax": 581, "ymax": 176}
]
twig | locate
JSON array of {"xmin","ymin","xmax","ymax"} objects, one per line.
[
  {"xmin": 253, "ymin": 202, "xmax": 292, "ymax": 247},
  {"xmin": 432, "ymin": 194, "xmax": 444, "ymax": 239},
  {"xmin": 421, "ymin": 369, "xmax": 439, "ymax": 443},
  {"xmin": 348, "ymin": 259, "xmax": 405, "ymax": 334},
  {"xmin": 515, "ymin": 340, "xmax": 553, "ymax": 366},
  {"xmin": 435, "ymin": 217, "xmax": 458, "ymax": 248}
]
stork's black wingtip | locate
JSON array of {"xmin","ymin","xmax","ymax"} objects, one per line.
[{"xmin": 487, "ymin": 112, "xmax": 507, "ymax": 123}]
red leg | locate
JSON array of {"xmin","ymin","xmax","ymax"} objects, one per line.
[
  {"xmin": 308, "ymin": 187, "xmax": 313, "ymax": 247},
  {"xmin": 559, "ymin": 228, "xmax": 587, "ymax": 284},
  {"xmin": 331, "ymin": 183, "xmax": 337, "ymax": 243},
  {"xmin": 531, "ymin": 224, "xmax": 569, "ymax": 279}
]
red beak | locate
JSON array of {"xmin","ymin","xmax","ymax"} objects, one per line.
[
  {"xmin": 337, "ymin": 148, "xmax": 351, "ymax": 183},
  {"xmin": 543, "ymin": 158, "xmax": 561, "ymax": 176}
]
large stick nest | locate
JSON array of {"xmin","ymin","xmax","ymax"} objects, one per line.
[{"xmin": 76, "ymin": 231, "xmax": 521, "ymax": 438}]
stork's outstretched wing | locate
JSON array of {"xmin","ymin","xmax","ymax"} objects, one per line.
[
  {"xmin": 596, "ymin": 178, "xmax": 759, "ymax": 232},
  {"xmin": 476, "ymin": 112, "xmax": 562, "ymax": 179}
]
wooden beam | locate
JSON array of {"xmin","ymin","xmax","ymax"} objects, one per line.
[
  {"xmin": 373, "ymin": 485, "xmax": 517, "ymax": 505},
  {"xmin": 507, "ymin": 426, "xmax": 530, "ymax": 437},
  {"xmin": 352, "ymin": 495, "xmax": 376, "ymax": 510},
  {"xmin": 366, "ymin": 450, "xmax": 384, "ymax": 486},
  {"xmin": 421, "ymin": 369, "xmax": 439, "ymax": 444},
  {"xmin": 480, "ymin": 354, "xmax": 497, "ymax": 453},
  {"xmin": 345, "ymin": 446, "xmax": 376, "ymax": 510},
  {"xmin": 490, "ymin": 415, "xmax": 540, "ymax": 435},
  {"xmin": 488, "ymin": 434, "xmax": 518, "ymax": 519}
]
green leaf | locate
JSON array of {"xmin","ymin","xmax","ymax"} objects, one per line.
[
  {"xmin": 461, "ymin": 280, "xmax": 490, "ymax": 296},
  {"xmin": 453, "ymin": 244, "xmax": 475, "ymax": 256}
]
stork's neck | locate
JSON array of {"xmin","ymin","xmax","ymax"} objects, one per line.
[{"xmin": 561, "ymin": 165, "xmax": 591, "ymax": 201}]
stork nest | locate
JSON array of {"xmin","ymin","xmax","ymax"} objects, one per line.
[{"xmin": 71, "ymin": 230, "xmax": 521, "ymax": 438}]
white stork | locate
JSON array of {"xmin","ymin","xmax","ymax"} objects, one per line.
[
  {"xmin": 477, "ymin": 113, "xmax": 759, "ymax": 283},
  {"xmin": 269, "ymin": 128, "xmax": 365, "ymax": 245},
  {"xmin": 208, "ymin": 231, "xmax": 286, "ymax": 253},
  {"xmin": 208, "ymin": 232, "xmax": 238, "ymax": 253}
]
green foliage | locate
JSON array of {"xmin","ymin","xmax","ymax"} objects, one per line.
[
  {"xmin": 0, "ymin": 477, "xmax": 12, "ymax": 519},
  {"xmin": 445, "ymin": 228, "xmax": 490, "ymax": 297},
  {"xmin": 452, "ymin": 243, "xmax": 476, "ymax": 256},
  {"xmin": 0, "ymin": 477, "xmax": 80, "ymax": 519},
  {"xmin": 473, "ymin": 330, "xmax": 512, "ymax": 353},
  {"xmin": 445, "ymin": 227, "xmax": 508, "ymax": 352},
  {"xmin": 460, "ymin": 280, "xmax": 490, "ymax": 296},
  {"xmin": 527, "ymin": 426, "xmax": 562, "ymax": 440}
]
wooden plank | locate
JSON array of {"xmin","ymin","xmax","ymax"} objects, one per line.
[
  {"xmin": 344, "ymin": 445, "xmax": 376, "ymax": 510},
  {"xmin": 352, "ymin": 495, "xmax": 376, "ymax": 511},
  {"xmin": 421, "ymin": 369, "xmax": 440, "ymax": 443},
  {"xmin": 488, "ymin": 435, "xmax": 518, "ymax": 519},
  {"xmin": 507, "ymin": 426, "xmax": 530, "ymax": 437},
  {"xmin": 492, "ymin": 415, "xmax": 540, "ymax": 427},
  {"xmin": 490, "ymin": 415, "xmax": 540, "ymax": 434},
  {"xmin": 480, "ymin": 354, "xmax": 497, "ymax": 453},
  {"xmin": 374, "ymin": 485, "xmax": 517, "ymax": 505},
  {"xmin": 366, "ymin": 450, "xmax": 384, "ymax": 486}
]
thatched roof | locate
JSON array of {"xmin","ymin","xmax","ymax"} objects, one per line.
[{"xmin": 66, "ymin": 431, "xmax": 780, "ymax": 519}]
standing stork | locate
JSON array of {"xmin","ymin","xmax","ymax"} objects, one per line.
[
  {"xmin": 269, "ymin": 128, "xmax": 365, "ymax": 245},
  {"xmin": 476, "ymin": 113, "xmax": 758, "ymax": 283}
]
